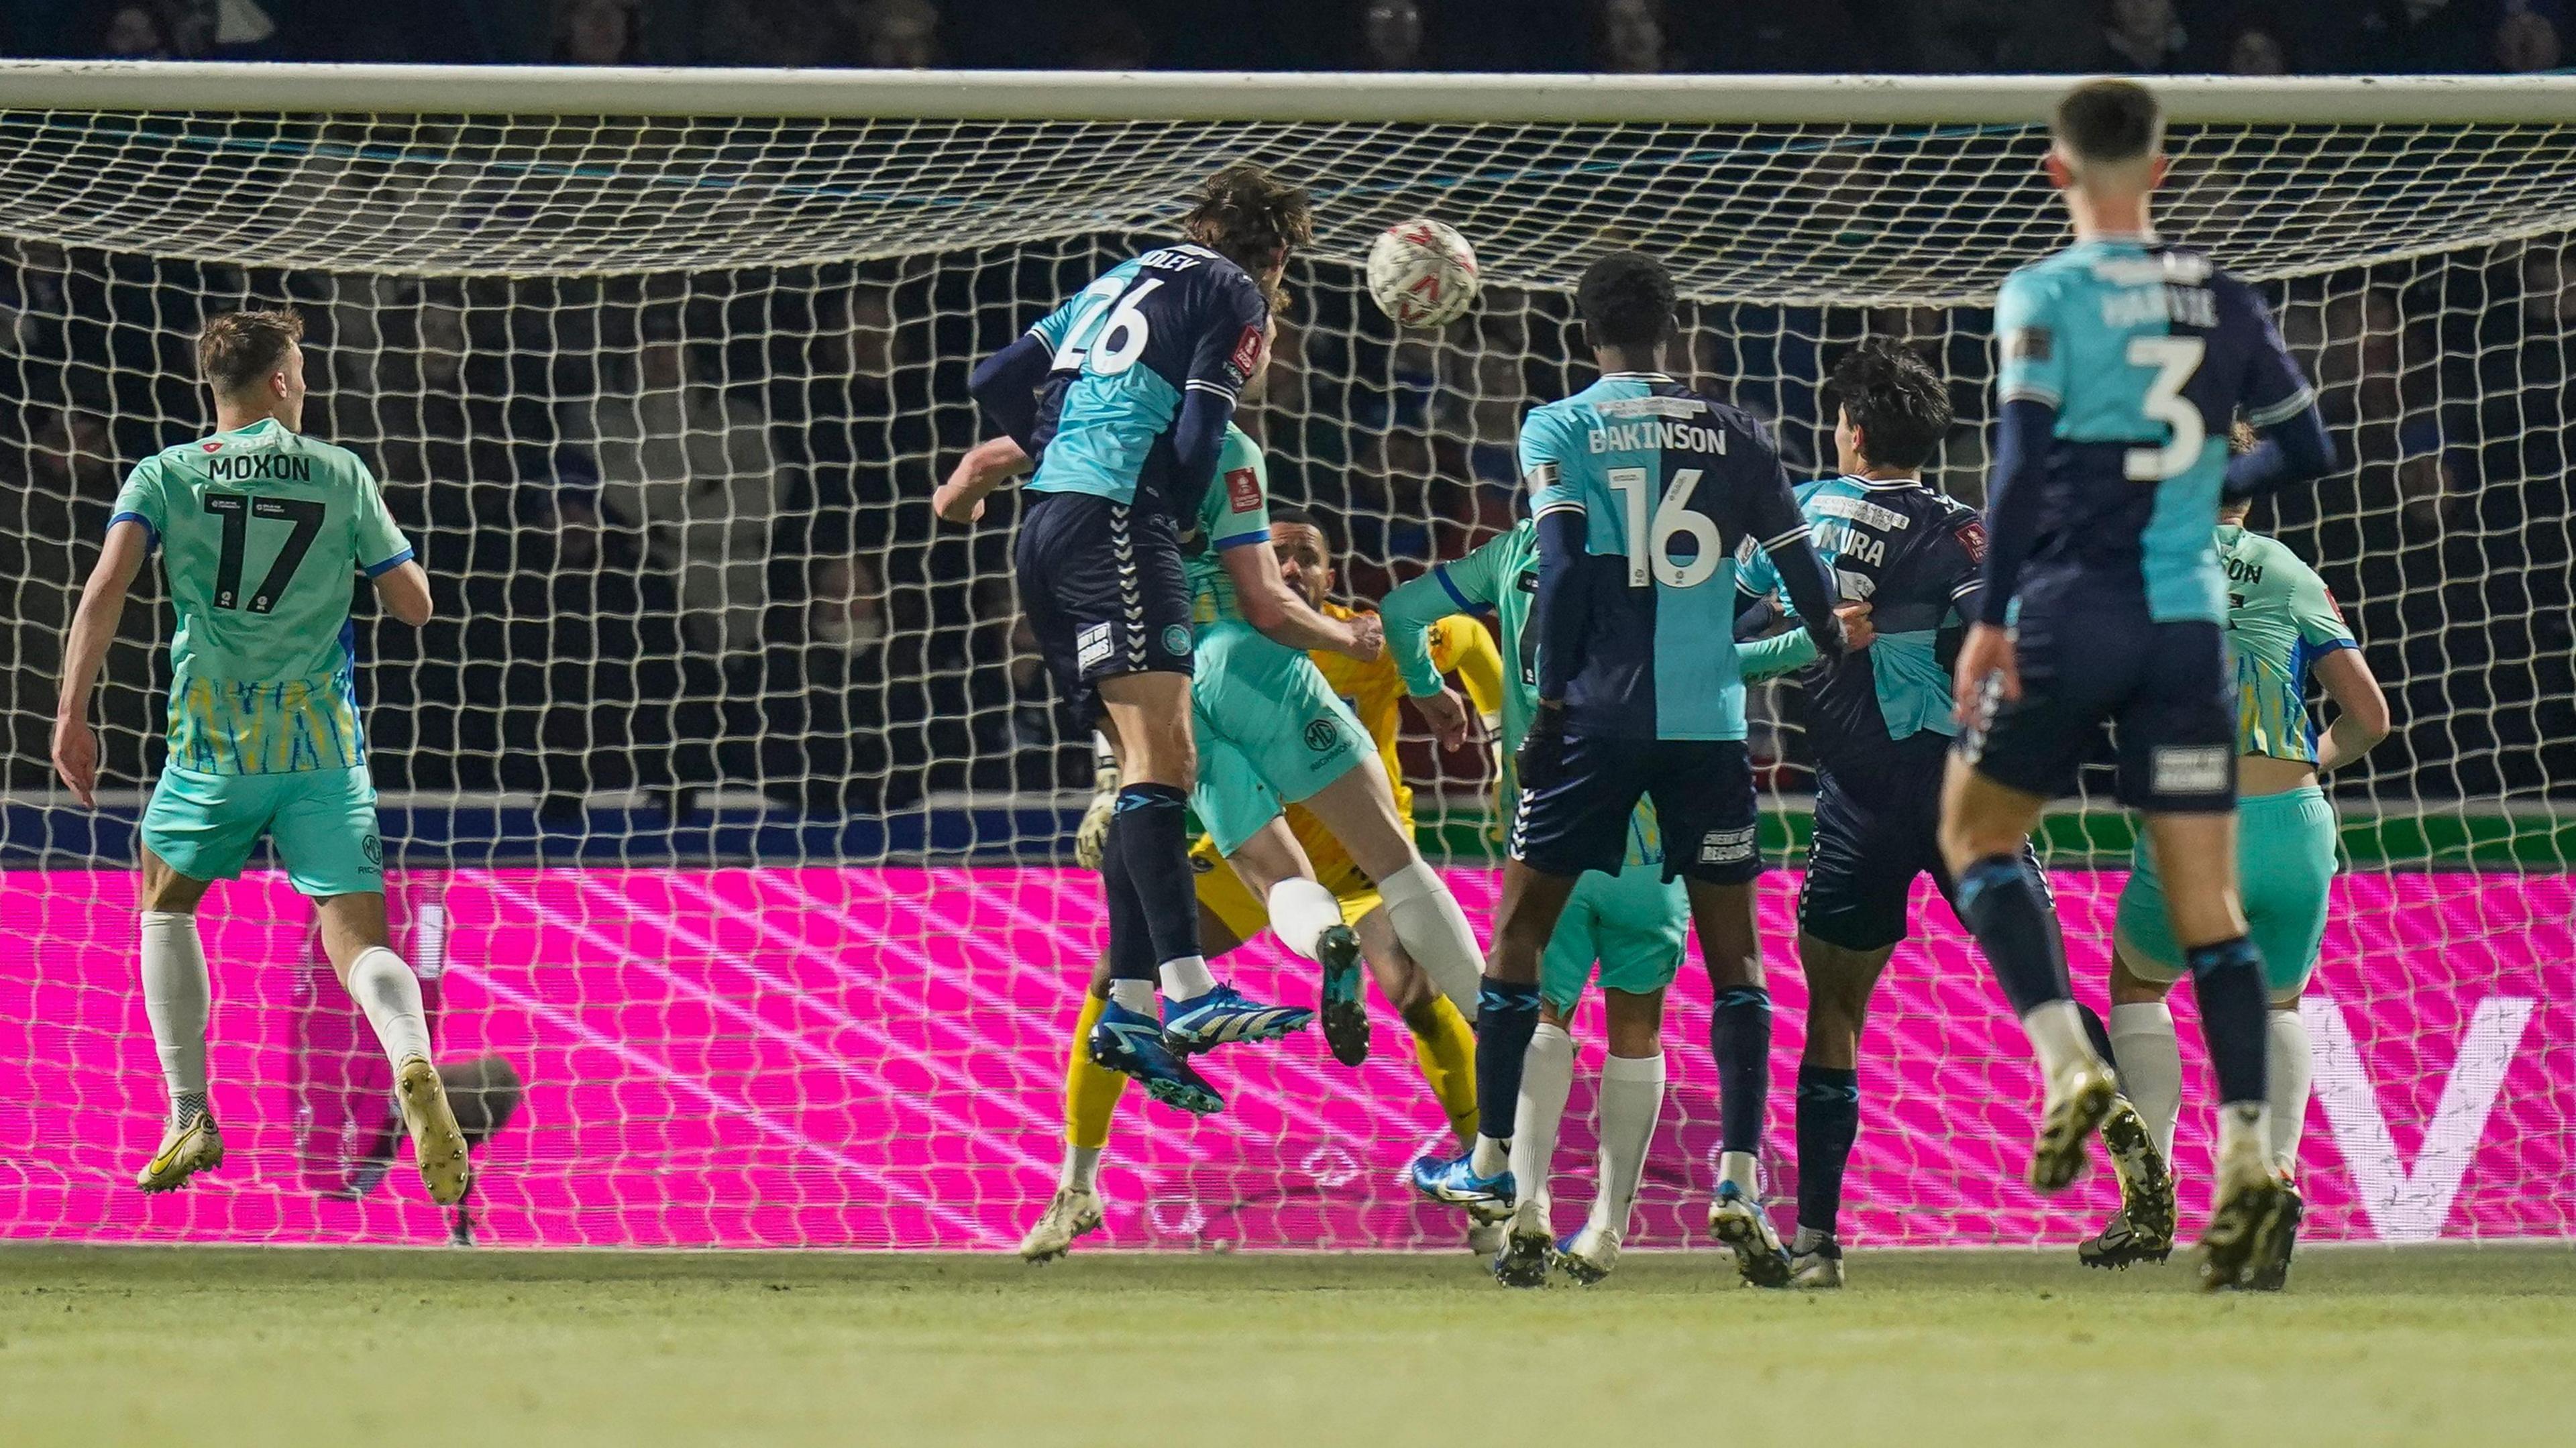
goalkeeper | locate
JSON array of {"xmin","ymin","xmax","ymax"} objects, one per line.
[{"xmin": 946, "ymin": 424, "xmax": 1502, "ymax": 1262}]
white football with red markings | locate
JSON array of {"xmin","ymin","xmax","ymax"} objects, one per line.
[{"xmin": 1365, "ymin": 218, "xmax": 1480, "ymax": 329}]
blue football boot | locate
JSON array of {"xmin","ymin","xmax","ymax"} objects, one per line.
[
  {"xmin": 1161, "ymin": 983, "xmax": 1314, "ymax": 1056},
  {"xmin": 1409, "ymin": 1149, "xmax": 1515, "ymax": 1223},
  {"xmin": 1088, "ymin": 1001, "xmax": 1224, "ymax": 1115}
]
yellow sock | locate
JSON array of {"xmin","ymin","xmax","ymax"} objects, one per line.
[
  {"xmin": 1406, "ymin": 994, "xmax": 1480, "ymax": 1147},
  {"xmin": 1067, "ymin": 991, "xmax": 1127, "ymax": 1152}
]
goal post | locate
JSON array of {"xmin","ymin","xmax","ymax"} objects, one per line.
[{"xmin": 0, "ymin": 64, "xmax": 2569, "ymax": 1251}]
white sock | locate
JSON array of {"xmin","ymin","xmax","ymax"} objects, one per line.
[
  {"xmin": 2020, "ymin": 999, "xmax": 2096, "ymax": 1087},
  {"xmin": 140, "ymin": 911, "xmax": 210, "ymax": 1124},
  {"xmin": 1265, "ymin": 877, "xmax": 1344, "ymax": 961},
  {"xmin": 1061, "ymin": 1143, "xmax": 1102, "ymax": 1194},
  {"xmin": 1470, "ymin": 1134, "xmax": 1511, "ymax": 1178},
  {"xmin": 2109, "ymin": 1001, "xmax": 2182, "ymax": 1159},
  {"xmin": 1507, "ymin": 1023, "xmax": 1576, "ymax": 1225},
  {"xmin": 1590, "ymin": 1051, "xmax": 1665, "ymax": 1238},
  {"xmin": 1157, "ymin": 955, "xmax": 1217, "ymax": 1001},
  {"xmin": 1719, "ymin": 1149, "xmax": 1759, "ymax": 1196},
  {"xmin": 343, "ymin": 946, "xmax": 433, "ymax": 1070},
  {"xmin": 2216, "ymin": 1099, "xmax": 2272, "ymax": 1182},
  {"xmin": 1376, "ymin": 858, "xmax": 1483, "ymax": 1024},
  {"xmin": 2265, "ymin": 1007, "xmax": 2313, "ymax": 1177},
  {"xmin": 1108, "ymin": 979, "xmax": 1159, "ymax": 1015}
]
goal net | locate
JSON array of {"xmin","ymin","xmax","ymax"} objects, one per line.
[{"xmin": 1, "ymin": 65, "xmax": 2569, "ymax": 1250}]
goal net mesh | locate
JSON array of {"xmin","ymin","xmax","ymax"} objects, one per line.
[{"xmin": 1, "ymin": 97, "xmax": 2569, "ymax": 1250}]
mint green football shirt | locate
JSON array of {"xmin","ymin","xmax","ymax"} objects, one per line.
[{"xmin": 110, "ymin": 419, "xmax": 413, "ymax": 775}]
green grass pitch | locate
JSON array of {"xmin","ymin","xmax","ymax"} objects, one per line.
[{"xmin": 6, "ymin": 1244, "xmax": 2571, "ymax": 1447}]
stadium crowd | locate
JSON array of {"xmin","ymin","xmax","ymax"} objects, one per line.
[
  {"xmin": 1, "ymin": 1, "xmax": 2572, "ymax": 818},
  {"xmin": 3, "ymin": 1, "xmax": 2569, "ymax": 77}
]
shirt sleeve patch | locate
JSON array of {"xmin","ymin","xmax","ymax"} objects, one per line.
[
  {"xmin": 1225, "ymin": 465, "xmax": 1262, "ymax": 516},
  {"xmin": 1228, "ymin": 324, "xmax": 1265, "ymax": 378},
  {"xmin": 2006, "ymin": 327, "xmax": 2053, "ymax": 362},
  {"xmin": 1953, "ymin": 517, "xmax": 1988, "ymax": 565}
]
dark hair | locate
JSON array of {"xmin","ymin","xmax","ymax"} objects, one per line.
[
  {"xmin": 2052, "ymin": 78, "xmax": 2163, "ymax": 166},
  {"xmin": 1267, "ymin": 502, "xmax": 1336, "ymax": 554},
  {"xmin": 1830, "ymin": 338, "xmax": 1952, "ymax": 471},
  {"xmin": 1575, "ymin": 250, "xmax": 1675, "ymax": 352},
  {"xmin": 197, "ymin": 308, "xmax": 303, "ymax": 396},
  {"xmin": 1182, "ymin": 163, "xmax": 1313, "ymax": 286}
]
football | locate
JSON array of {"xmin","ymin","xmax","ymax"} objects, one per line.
[{"xmin": 1365, "ymin": 218, "xmax": 1480, "ymax": 329}]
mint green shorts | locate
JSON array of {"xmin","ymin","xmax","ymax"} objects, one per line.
[
  {"xmin": 141, "ymin": 764, "xmax": 386, "ymax": 899},
  {"xmin": 1540, "ymin": 859, "xmax": 1689, "ymax": 1014},
  {"xmin": 1190, "ymin": 624, "xmax": 1368, "ymax": 856},
  {"xmin": 2115, "ymin": 784, "xmax": 2337, "ymax": 999}
]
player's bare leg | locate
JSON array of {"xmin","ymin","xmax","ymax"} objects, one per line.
[
  {"xmin": 317, "ymin": 889, "xmax": 469, "ymax": 1206},
  {"xmin": 1786, "ymin": 932, "xmax": 1894, "ymax": 1288},
  {"xmin": 1688, "ymin": 878, "xmax": 1792, "ymax": 1287},
  {"xmin": 2137, "ymin": 810, "xmax": 2290, "ymax": 1291},
  {"xmin": 1940, "ymin": 757, "xmax": 2116, "ymax": 1193},
  {"xmin": 1555, "ymin": 987, "xmax": 1668, "ymax": 1286},
  {"xmin": 1292, "ymin": 755, "xmax": 1487, "ymax": 1025},
  {"xmin": 1222, "ymin": 818, "xmax": 1368, "ymax": 1064},
  {"xmin": 133, "ymin": 848, "xmax": 223, "ymax": 1192},
  {"xmin": 2080, "ymin": 946, "xmax": 2184, "ymax": 1270}
]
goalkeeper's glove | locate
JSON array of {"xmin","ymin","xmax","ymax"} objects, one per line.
[
  {"xmin": 1516, "ymin": 704, "xmax": 1570, "ymax": 794},
  {"xmin": 1075, "ymin": 734, "xmax": 1118, "ymax": 872}
]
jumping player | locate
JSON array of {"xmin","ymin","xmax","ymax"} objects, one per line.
[
  {"xmin": 1937, "ymin": 80, "xmax": 2336, "ymax": 1289},
  {"xmin": 955, "ymin": 164, "xmax": 1316, "ymax": 1111},
  {"xmin": 1735, "ymin": 338, "xmax": 2174, "ymax": 1289},
  {"xmin": 2080, "ymin": 490, "xmax": 2387, "ymax": 1286},
  {"xmin": 1405, "ymin": 250, "xmax": 1849, "ymax": 1289},
  {"xmin": 50, "ymin": 307, "xmax": 470, "ymax": 1207}
]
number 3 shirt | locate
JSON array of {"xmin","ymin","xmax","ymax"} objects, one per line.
[
  {"xmin": 1519, "ymin": 372, "xmax": 1811, "ymax": 742},
  {"xmin": 109, "ymin": 416, "xmax": 413, "ymax": 774},
  {"xmin": 1985, "ymin": 238, "xmax": 2315, "ymax": 625}
]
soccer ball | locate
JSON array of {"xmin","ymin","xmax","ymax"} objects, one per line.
[{"xmin": 1366, "ymin": 219, "xmax": 1479, "ymax": 329}]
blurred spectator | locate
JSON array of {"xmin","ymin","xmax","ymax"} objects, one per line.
[
  {"xmin": 97, "ymin": 3, "xmax": 172, "ymax": 57},
  {"xmin": 1595, "ymin": 0, "xmax": 1668, "ymax": 73},
  {"xmin": 1069, "ymin": 8, "xmax": 1153, "ymax": 69},
  {"xmin": 2353, "ymin": 0, "xmax": 2496, "ymax": 73},
  {"xmin": 2495, "ymin": 7, "xmax": 2562, "ymax": 70},
  {"xmin": 555, "ymin": 0, "xmax": 640, "ymax": 65},
  {"xmin": 2223, "ymin": 13, "xmax": 2294, "ymax": 74},
  {"xmin": 853, "ymin": 0, "xmax": 941, "ymax": 68},
  {"xmin": 1355, "ymin": 0, "xmax": 1424, "ymax": 70},
  {"xmin": 578, "ymin": 323, "xmax": 787, "ymax": 661},
  {"xmin": 694, "ymin": 0, "xmax": 830, "ymax": 66},
  {"xmin": 2017, "ymin": 0, "xmax": 2195, "ymax": 73}
]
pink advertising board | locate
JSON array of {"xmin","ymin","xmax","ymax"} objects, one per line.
[{"xmin": 0, "ymin": 867, "xmax": 2565, "ymax": 1250}]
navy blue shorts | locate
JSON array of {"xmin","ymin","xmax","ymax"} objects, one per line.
[
  {"xmin": 1800, "ymin": 735, "xmax": 1953, "ymax": 953},
  {"xmin": 1014, "ymin": 489, "xmax": 1193, "ymax": 729},
  {"xmin": 1957, "ymin": 607, "xmax": 2235, "ymax": 814},
  {"xmin": 1510, "ymin": 735, "xmax": 1762, "ymax": 886}
]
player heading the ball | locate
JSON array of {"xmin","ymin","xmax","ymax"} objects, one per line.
[
  {"xmin": 51, "ymin": 307, "xmax": 471, "ymax": 1208},
  {"xmin": 1937, "ymin": 78, "xmax": 2337, "ymax": 1292},
  {"xmin": 950, "ymin": 164, "xmax": 1319, "ymax": 1111}
]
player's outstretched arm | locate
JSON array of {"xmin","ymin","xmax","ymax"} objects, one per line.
[
  {"xmin": 1224, "ymin": 543, "xmax": 1377, "ymax": 659},
  {"xmin": 2311, "ymin": 645, "xmax": 2390, "ymax": 776},
  {"xmin": 967, "ymin": 333, "xmax": 1053, "ymax": 451},
  {"xmin": 372, "ymin": 559, "xmax": 433, "ymax": 627},
  {"xmin": 1381, "ymin": 558, "xmax": 1495, "ymax": 751},
  {"xmin": 52, "ymin": 520, "xmax": 150, "ymax": 808},
  {"xmin": 2224, "ymin": 287, "xmax": 2337, "ymax": 503}
]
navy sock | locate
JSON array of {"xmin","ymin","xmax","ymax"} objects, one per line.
[
  {"xmin": 1794, "ymin": 1064, "xmax": 1860, "ymax": 1240},
  {"xmin": 1108, "ymin": 783, "xmax": 1199, "ymax": 969},
  {"xmin": 2188, "ymin": 936, "xmax": 2271, "ymax": 1106},
  {"xmin": 1098, "ymin": 830, "xmax": 1157, "ymax": 987},
  {"xmin": 2076, "ymin": 1001, "xmax": 2118, "ymax": 1086},
  {"xmin": 1955, "ymin": 854, "xmax": 2072, "ymax": 1017},
  {"xmin": 1710, "ymin": 985, "xmax": 1774, "ymax": 1157},
  {"xmin": 1471, "ymin": 977, "xmax": 1542, "ymax": 1146}
]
